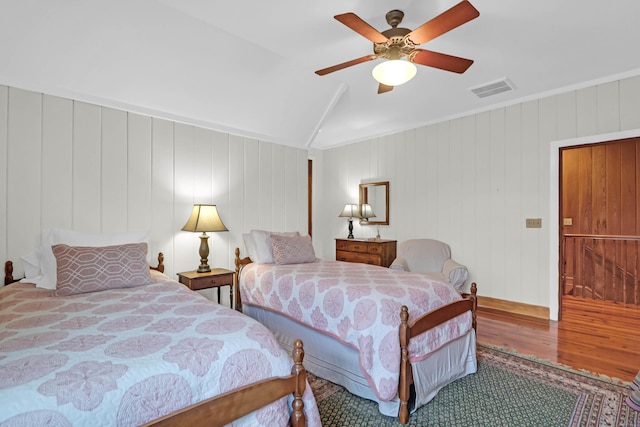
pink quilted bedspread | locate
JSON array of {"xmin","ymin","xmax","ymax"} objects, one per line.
[
  {"xmin": 0, "ymin": 271, "xmax": 320, "ymax": 427},
  {"xmin": 240, "ymin": 259, "xmax": 472, "ymax": 401}
]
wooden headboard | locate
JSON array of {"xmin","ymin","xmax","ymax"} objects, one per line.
[{"xmin": 4, "ymin": 252, "xmax": 165, "ymax": 286}]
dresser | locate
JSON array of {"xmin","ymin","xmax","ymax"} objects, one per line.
[{"xmin": 335, "ymin": 238, "xmax": 397, "ymax": 267}]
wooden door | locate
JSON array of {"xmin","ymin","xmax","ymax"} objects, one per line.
[{"xmin": 560, "ymin": 137, "xmax": 640, "ymax": 309}]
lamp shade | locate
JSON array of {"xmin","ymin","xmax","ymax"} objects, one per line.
[
  {"xmin": 182, "ymin": 204, "xmax": 228, "ymax": 232},
  {"xmin": 372, "ymin": 60, "xmax": 417, "ymax": 86},
  {"xmin": 360, "ymin": 204, "xmax": 376, "ymax": 219},
  {"xmin": 339, "ymin": 204, "xmax": 361, "ymax": 219}
]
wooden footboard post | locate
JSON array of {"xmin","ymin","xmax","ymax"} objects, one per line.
[
  {"xmin": 398, "ymin": 305, "xmax": 411, "ymax": 425},
  {"xmin": 234, "ymin": 248, "xmax": 243, "ymax": 311},
  {"xmin": 4, "ymin": 261, "xmax": 13, "ymax": 286},
  {"xmin": 291, "ymin": 339, "xmax": 306, "ymax": 427},
  {"xmin": 156, "ymin": 253, "xmax": 164, "ymax": 273},
  {"xmin": 234, "ymin": 248, "xmax": 253, "ymax": 312}
]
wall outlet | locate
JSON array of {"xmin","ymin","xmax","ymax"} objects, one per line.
[
  {"xmin": 526, "ymin": 218, "xmax": 542, "ymax": 228},
  {"xmin": 563, "ymin": 218, "xmax": 573, "ymax": 226}
]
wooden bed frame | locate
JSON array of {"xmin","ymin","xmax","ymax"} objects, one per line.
[
  {"xmin": 234, "ymin": 248, "xmax": 477, "ymax": 425},
  {"xmin": 3, "ymin": 253, "xmax": 308, "ymax": 427},
  {"xmin": 144, "ymin": 339, "xmax": 307, "ymax": 427}
]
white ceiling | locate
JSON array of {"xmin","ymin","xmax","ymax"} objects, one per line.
[{"xmin": 1, "ymin": 0, "xmax": 640, "ymax": 150}]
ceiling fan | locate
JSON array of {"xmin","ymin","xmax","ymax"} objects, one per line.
[{"xmin": 315, "ymin": 0, "xmax": 479, "ymax": 94}]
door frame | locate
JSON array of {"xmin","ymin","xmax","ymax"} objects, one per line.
[{"xmin": 549, "ymin": 128, "xmax": 640, "ymax": 320}]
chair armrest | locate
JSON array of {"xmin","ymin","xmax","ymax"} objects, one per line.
[
  {"xmin": 389, "ymin": 257, "xmax": 408, "ymax": 271},
  {"xmin": 443, "ymin": 259, "xmax": 468, "ymax": 292}
]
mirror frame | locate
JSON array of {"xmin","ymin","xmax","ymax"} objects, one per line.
[{"xmin": 359, "ymin": 181, "xmax": 389, "ymax": 225}]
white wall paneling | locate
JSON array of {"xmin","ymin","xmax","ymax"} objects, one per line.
[
  {"xmin": 0, "ymin": 86, "xmax": 8, "ymax": 268},
  {"xmin": 1, "ymin": 85, "xmax": 308, "ymax": 292},
  {"xmin": 318, "ymin": 74, "xmax": 640, "ymax": 318}
]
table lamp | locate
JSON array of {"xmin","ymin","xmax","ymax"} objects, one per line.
[{"xmin": 182, "ymin": 204, "xmax": 228, "ymax": 272}]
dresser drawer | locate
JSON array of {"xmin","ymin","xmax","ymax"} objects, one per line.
[
  {"xmin": 190, "ymin": 274, "xmax": 233, "ymax": 290},
  {"xmin": 336, "ymin": 240, "xmax": 369, "ymax": 253},
  {"xmin": 336, "ymin": 250, "xmax": 381, "ymax": 265}
]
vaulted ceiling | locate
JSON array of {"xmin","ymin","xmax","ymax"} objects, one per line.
[{"xmin": 2, "ymin": 0, "xmax": 640, "ymax": 150}]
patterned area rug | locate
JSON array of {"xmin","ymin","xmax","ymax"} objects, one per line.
[{"xmin": 308, "ymin": 345, "xmax": 639, "ymax": 426}]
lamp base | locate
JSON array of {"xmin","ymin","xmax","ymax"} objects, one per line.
[
  {"xmin": 347, "ymin": 219, "xmax": 354, "ymax": 239},
  {"xmin": 197, "ymin": 232, "xmax": 211, "ymax": 273},
  {"xmin": 197, "ymin": 264, "xmax": 211, "ymax": 273}
]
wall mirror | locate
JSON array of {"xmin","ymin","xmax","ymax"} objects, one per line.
[{"xmin": 359, "ymin": 181, "xmax": 389, "ymax": 225}]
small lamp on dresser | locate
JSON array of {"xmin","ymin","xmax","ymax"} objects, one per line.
[
  {"xmin": 360, "ymin": 204, "xmax": 376, "ymax": 222},
  {"xmin": 182, "ymin": 204, "xmax": 228, "ymax": 273},
  {"xmin": 339, "ymin": 204, "xmax": 360, "ymax": 239}
]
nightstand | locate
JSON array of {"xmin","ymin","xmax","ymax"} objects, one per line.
[
  {"xmin": 336, "ymin": 238, "xmax": 397, "ymax": 267},
  {"xmin": 177, "ymin": 268, "xmax": 235, "ymax": 308}
]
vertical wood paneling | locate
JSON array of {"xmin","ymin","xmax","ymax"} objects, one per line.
[
  {"xmin": 597, "ymin": 81, "xmax": 620, "ymax": 135},
  {"xmin": 1, "ymin": 85, "xmax": 308, "ymax": 285},
  {"xmin": 474, "ymin": 111, "xmax": 492, "ymax": 291},
  {"xmin": 174, "ymin": 123, "xmax": 196, "ymax": 271},
  {"xmin": 0, "ymin": 86, "xmax": 7, "ymax": 264},
  {"xmin": 193, "ymin": 127, "xmax": 213, "ymax": 202},
  {"xmin": 128, "ymin": 113, "xmax": 152, "ymax": 232},
  {"xmin": 592, "ymin": 145, "xmax": 607, "ymax": 233},
  {"xmin": 271, "ymin": 144, "xmax": 286, "ymax": 231},
  {"xmin": 459, "ymin": 116, "xmax": 475, "ymax": 264},
  {"xmin": 101, "ymin": 107, "xmax": 128, "ymax": 232},
  {"xmin": 150, "ymin": 118, "xmax": 174, "ymax": 268},
  {"xmin": 577, "ymin": 86, "xmax": 597, "ymax": 137},
  {"xmin": 489, "ymin": 108, "xmax": 506, "ymax": 296},
  {"xmin": 557, "ymin": 91, "xmax": 577, "ymax": 141},
  {"xmin": 258, "ymin": 141, "xmax": 273, "ymax": 229},
  {"xmin": 244, "ymin": 137, "xmax": 260, "ymax": 230},
  {"xmin": 228, "ymin": 134, "xmax": 245, "ymax": 250},
  {"xmin": 7, "ymin": 88, "xmax": 42, "ymax": 256},
  {"xmin": 284, "ymin": 147, "xmax": 297, "ymax": 231},
  {"xmin": 537, "ymin": 96, "xmax": 556, "ymax": 303},
  {"xmin": 437, "ymin": 122, "xmax": 452, "ymax": 238},
  {"xmin": 42, "ymin": 95, "xmax": 73, "ymax": 231},
  {"xmin": 503, "ymin": 104, "xmax": 522, "ymax": 302},
  {"xmin": 296, "ymin": 149, "xmax": 307, "ymax": 233},
  {"xmin": 605, "ymin": 143, "xmax": 621, "ymax": 234},
  {"xmin": 619, "ymin": 142, "xmax": 636, "ymax": 234},
  {"xmin": 424, "ymin": 125, "xmax": 439, "ymax": 237},
  {"xmin": 521, "ymin": 100, "xmax": 541, "ymax": 303},
  {"xmin": 620, "ymin": 75, "xmax": 640, "ymax": 130},
  {"xmin": 211, "ymin": 130, "xmax": 230, "ymax": 268},
  {"xmin": 72, "ymin": 102, "xmax": 101, "ymax": 232},
  {"xmin": 578, "ymin": 148, "xmax": 593, "ymax": 233}
]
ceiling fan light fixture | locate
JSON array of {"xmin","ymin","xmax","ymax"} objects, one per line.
[{"xmin": 372, "ymin": 60, "xmax": 417, "ymax": 86}]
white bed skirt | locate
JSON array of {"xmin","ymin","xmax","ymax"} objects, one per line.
[{"xmin": 243, "ymin": 305, "xmax": 477, "ymax": 417}]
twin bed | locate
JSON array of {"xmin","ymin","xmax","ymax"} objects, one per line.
[
  {"xmin": 236, "ymin": 230, "xmax": 478, "ymax": 424},
  {"xmin": 1, "ymin": 228, "xmax": 478, "ymax": 426},
  {"xmin": 1, "ymin": 230, "xmax": 320, "ymax": 427}
]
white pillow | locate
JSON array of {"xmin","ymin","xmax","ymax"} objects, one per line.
[
  {"xmin": 34, "ymin": 228, "xmax": 150, "ymax": 290},
  {"xmin": 249, "ymin": 230, "xmax": 299, "ymax": 264},
  {"xmin": 21, "ymin": 247, "xmax": 42, "ymax": 278},
  {"xmin": 242, "ymin": 233, "xmax": 258, "ymax": 262}
]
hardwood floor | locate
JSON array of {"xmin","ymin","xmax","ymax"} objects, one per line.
[{"xmin": 475, "ymin": 296, "xmax": 640, "ymax": 382}]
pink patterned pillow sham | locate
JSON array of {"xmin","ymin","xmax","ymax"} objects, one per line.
[
  {"xmin": 271, "ymin": 234, "xmax": 316, "ymax": 265},
  {"xmin": 52, "ymin": 242, "xmax": 152, "ymax": 296}
]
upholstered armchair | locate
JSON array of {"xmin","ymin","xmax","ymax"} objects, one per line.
[{"xmin": 390, "ymin": 239, "xmax": 468, "ymax": 292}]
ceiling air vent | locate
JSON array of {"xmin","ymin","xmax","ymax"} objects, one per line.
[{"xmin": 469, "ymin": 77, "xmax": 515, "ymax": 98}]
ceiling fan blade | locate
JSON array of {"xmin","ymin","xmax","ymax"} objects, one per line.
[
  {"xmin": 315, "ymin": 55, "xmax": 378, "ymax": 76},
  {"xmin": 409, "ymin": 49, "xmax": 474, "ymax": 74},
  {"xmin": 334, "ymin": 13, "xmax": 389, "ymax": 44},
  {"xmin": 378, "ymin": 83, "xmax": 394, "ymax": 94},
  {"xmin": 406, "ymin": 0, "xmax": 479, "ymax": 46}
]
